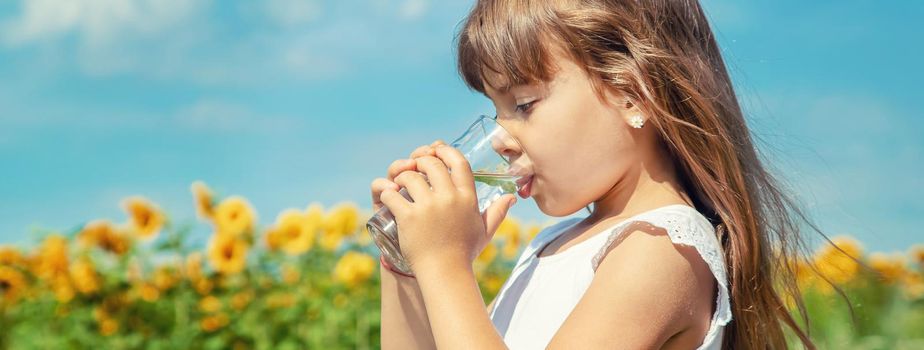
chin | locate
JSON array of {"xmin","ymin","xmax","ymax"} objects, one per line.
[{"xmin": 535, "ymin": 195, "xmax": 585, "ymax": 217}]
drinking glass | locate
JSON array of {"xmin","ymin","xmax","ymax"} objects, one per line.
[{"xmin": 367, "ymin": 115, "xmax": 531, "ymax": 276}]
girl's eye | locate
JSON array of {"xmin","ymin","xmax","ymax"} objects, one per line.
[{"xmin": 515, "ymin": 100, "xmax": 536, "ymax": 114}]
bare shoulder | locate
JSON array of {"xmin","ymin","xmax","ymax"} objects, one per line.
[{"xmin": 547, "ymin": 222, "xmax": 717, "ymax": 349}]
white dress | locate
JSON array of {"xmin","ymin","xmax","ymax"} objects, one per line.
[{"xmin": 489, "ymin": 204, "xmax": 732, "ymax": 349}]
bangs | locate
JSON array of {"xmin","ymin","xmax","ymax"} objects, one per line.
[{"xmin": 456, "ymin": 1, "xmax": 569, "ymax": 95}]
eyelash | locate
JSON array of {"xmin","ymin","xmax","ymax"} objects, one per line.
[{"xmin": 515, "ymin": 100, "xmax": 536, "ymax": 114}]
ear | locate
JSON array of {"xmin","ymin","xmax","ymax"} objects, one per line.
[
  {"xmin": 623, "ymin": 99, "xmax": 646, "ymax": 129},
  {"xmin": 601, "ymin": 89, "xmax": 646, "ymax": 128}
]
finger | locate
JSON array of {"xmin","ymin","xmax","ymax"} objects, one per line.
[
  {"xmin": 433, "ymin": 145, "xmax": 475, "ymax": 193},
  {"xmin": 414, "ymin": 156, "xmax": 453, "ymax": 192},
  {"xmin": 409, "ymin": 145, "xmax": 437, "ymax": 159},
  {"xmin": 407, "ymin": 140, "xmax": 447, "ymax": 159},
  {"xmin": 379, "ymin": 186, "xmax": 411, "ymax": 218},
  {"xmin": 387, "ymin": 158, "xmax": 417, "ymax": 182},
  {"xmin": 483, "ymin": 194, "xmax": 518, "ymax": 238},
  {"xmin": 393, "ymin": 170, "xmax": 432, "ymax": 203},
  {"xmin": 370, "ymin": 178, "xmax": 401, "ymax": 212}
]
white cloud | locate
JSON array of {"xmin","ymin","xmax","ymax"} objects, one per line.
[
  {"xmin": 0, "ymin": 0, "xmax": 445, "ymax": 85},
  {"xmin": 174, "ymin": 98, "xmax": 308, "ymax": 134},
  {"xmin": 2, "ymin": 0, "xmax": 208, "ymax": 47},
  {"xmin": 398, "ymin": 0, "xmax": 429, "ymax": 20},
  {"xmin": 1, "ymin": 0, "xmax": 216, "ymax": 80},
  {"xmin": 264, "ymin": 0, "xmax": 322, "ymax": 27},
  {"xmin": 274, "ymin": 19, "xmax": 375, "ymax": 80},
  {"xmin": 280, "ymin": 46, "xmax": 349, "ymax": 80}
]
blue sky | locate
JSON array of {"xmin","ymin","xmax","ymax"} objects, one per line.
[{"xmin": 0, "ymin": 0, "xmax": 921, "ymax": 254}]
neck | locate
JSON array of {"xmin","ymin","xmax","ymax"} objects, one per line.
[{"xmin": 587, "ymin": 141, "xmax": 692, "ymax": 224}]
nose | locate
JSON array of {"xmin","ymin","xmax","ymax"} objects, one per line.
[{"xmin": 490, "ymin": 118, "xmax": 526, "ymax": 168}]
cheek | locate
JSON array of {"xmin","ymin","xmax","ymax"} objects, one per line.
[
  {"xmin": 525, "ymin": 117, "xmax": 631, "ymax": 215},
  {"xmin": 518, "ymin": 75, "xmax": 636, "ymax": 215}
]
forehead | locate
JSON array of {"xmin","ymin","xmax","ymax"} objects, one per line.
[
  {"xmin": 481, "ymin": 44, "xmax": 578, "ymax": 98},
  {"xmin": 481, "ymin": 69, "xmax": 513, "ymax": 96}
]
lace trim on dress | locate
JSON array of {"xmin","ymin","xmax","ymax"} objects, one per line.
[{"xmin": 589, "ymin": 210, "xmax": 733, "ymax": 327}]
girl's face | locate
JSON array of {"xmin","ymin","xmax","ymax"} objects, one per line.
[{"xmin": 483, "ymin": 46, "xmax": 644, "ymax": 217}]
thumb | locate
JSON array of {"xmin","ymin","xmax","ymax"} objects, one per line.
[{"xmin": 482, "ymin": 194, "xmax": 517, "ymax": 237}]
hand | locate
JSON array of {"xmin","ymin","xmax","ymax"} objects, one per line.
[
  {"xmin": 378, "ymin": 143, "xmax": 518, "ymax": 275},
  {"xmin": 370, "ymin": 139, "xmax": 448, "ymax": 213}
]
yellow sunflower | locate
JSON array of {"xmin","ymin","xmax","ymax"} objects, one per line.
[
  {"xmin": 52, "ymin": 274, "xmax": 75, "ymax": 303},
  {"xmin": 482, "ymin": 274, "xmax": 504, "ymax": 295},
  {"xmin": 268, "ymin": 209, "xmax": 319, "ymax": 256},
  {"xmin": 199, "ymin": 295, "xmax": 222, "ymax": 313},
  {"xmin": 207, "ymin": 234, "xmax": 249, "ymax": 275},
  {"xmin": 525, "ymin": 224, "xmax": 542, "ymax": 241},
  {"xmin": 190, "ymin": 181, "xmax": 215, "ymax": 220},
  {"xmin": 0, "ymin": 246, "xmax": 26, "ymax": 267},
  {"xmin": 0, "ymin": 266, "xmax": 27, "ymax": 304},
  {"xmin": 332, "ymin": 251, "xmax": 376, "ymax": 288},
  {"xmin": 99, "ymin": 317, "xmax": 119, "ymax": 336},
  {"xmin": 126, "ymin": 260, "xmax": 142, "ymax": 283},
  {"xmin": 813, "ymin": 235, "xmax": 864, "ymax": 290},
  {"xmin": 910, "ymin": 244, "xmax": 924, "ymax": 268},
  {"xmin": 121, "ymin": 196, "xmax": 166, "ymax": 240},
  {"xmin": 333, "ymin": 292, "xmax": 348, "ymax": 309},
  {"xmin": 306, "ymin": 203, "xmax": 345, "ymax": 252},
  {"xmin": 185, "ymin": 252, "xmax": 204, "ymax": 281},
  {"xmin": 318, "ymin": 233, "xmax": 343, "ymax": 252},
  {"xmin": 194, "ymin": 278, "xmax": 214, "ymax": 296},
  {"xmin": 902, "ymin": 271, "xmax": 924, "ymax": 300},
  {"xmin": 69, "ymin": 258, "xmax": 101, "ymax": 295},
  {"xmin": 153, "ymin": 266, "xmax": 179, "ymax": 291},
  {"xmin": 281, "ymin": 263, "xmax": 300, "ymax": 285},
  {"xmin": 137, "ymin": 282, "xmax": 160, "ymax": 302},
  {"xmin": 495, "ymin": 217, "xmax": 522, "ymax": 259},
  {"xmin": 214, "ymin": 196, "xmax": 257, "ymax": 238},
  {"xmin": 266, "ymin": 292, "xmax": 296, "ymax": 309},
  {"xmin": 77, "ymin": 219, "xmax": 131, "ymax": 255},
  {"xmin": 33, "ymin": 234, "xmax": 69, "ymax": 281},
  {"xmin": 230, "ymin": 289, "xmax": 254, "ymax": 310},
  {"xmin": 264, "ymin": 226, "xmax": 284, "ymax": 252},
  {"xmin": 319, "ymin": 202, "xmax": 363, "ymax": 251},
  {"xmin": 94, "ymin": 293, "xmax": 129, "ymax": 328},
  {"xmin": 322, "ymin": 202, "xmax": 360, "ymax": 239},
  {"xmin": 789, "ymin": 256, "xmax": 815, "ymax": 290},
  {"xmin": 477, "ymin": 241, "xmax": 499, "ymax": 265},
  {"xmin": 200, "ymin": 312, "xmax": 229, "ymax": 332},
  {"xmin": 867, "ymin": 252, "xmax": 908, "ymax": 284},
  {"xmin": 355, "ymin": 225, "xmax": 374, "ymax": 246}
]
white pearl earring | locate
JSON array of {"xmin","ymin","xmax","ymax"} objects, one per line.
[{"xmin": 629, "ymin": 115, "xmax": 645, "ymax": 129}]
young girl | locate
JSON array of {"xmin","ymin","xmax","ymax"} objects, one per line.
[{"xmin": 372, "ymin": 0, "xmax": 817, "ymax": 348}]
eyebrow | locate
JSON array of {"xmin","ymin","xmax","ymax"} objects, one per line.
[
  {"xmin": 483, "ymin": 81, "xmax": 542, "ymax": 102},
  {"xmin": 491, "ymin": 81, "xmax": 527, "ymax": 97},
  {"xmin": 485, "ymin": 81, "xmax": 512, "ymax": 95}
]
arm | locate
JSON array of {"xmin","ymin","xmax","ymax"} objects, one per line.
[
  {"xmin": 413, "ymin": 225, "xmax": 713, "ymax": 350},
  {"xmin": 414, "ymin": 262, "xmax": 508, "ymax": 350},
  {"xmin": 380, "ymin": 246, "xmax": 499, "ymax": 350},
  {"xmin": 376, "ymin": 141, "xmax": 450, "ymax": 349},
  {"xmin": 546, "ymin": 225, "xmax": 714, "ymax": 348},
  {"xmin": 382, "ymin": 143, "xmax": 511, "ymax": 350},
  {"xmin": 380, "ymin": 264, "xmax": 438, "ymax": 349}
]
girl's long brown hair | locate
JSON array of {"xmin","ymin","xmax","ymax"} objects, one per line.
[{"xmin": 454, "ymin": 0, "xmax": 851, "ymax": 348}]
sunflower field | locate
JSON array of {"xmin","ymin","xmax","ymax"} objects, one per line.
[{"xmin": 0, "ymin": 181, "xmax": 922, "ymax": 349}]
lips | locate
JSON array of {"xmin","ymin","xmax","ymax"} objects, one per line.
[{"xmin": 516, "ymin": 175, "xmax": 534, "ymax": 198}]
